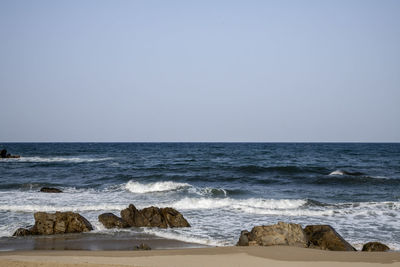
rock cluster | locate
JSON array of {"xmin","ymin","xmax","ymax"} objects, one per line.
[
  {"xmin": 237, "ymin": 222, "xmax": 390, "ymax": 252},
  {"xmin": 98, "ymin": 204, "xmax": 190, "ymax": 229},
  {"xmin": 0, "ymin": 149, "xmax": 20, "ymax": 159},
  {"xmin": 13, "ymin": 211, "xmax": 93, "ymax": 236}
]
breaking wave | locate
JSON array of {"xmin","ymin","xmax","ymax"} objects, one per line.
[
  {"xmin": 124, "ymin": 180, "xmax": 191, "ymax": 194},
  {"xmin": 1, "ymin": 156, "xmax": 113, "ymax": 163}
]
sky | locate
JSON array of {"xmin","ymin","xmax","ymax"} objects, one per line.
[{"xmin": 0, "ymin": 0, "xmax": 399, "ymax": 142}]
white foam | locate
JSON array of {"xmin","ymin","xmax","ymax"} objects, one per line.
[
  {"xmin": 329, "ymin": 170, "xmax": 345, "ymax": 175},
  {"xmin": 0, "ymin": 204, "xmax": 126, "ymax": 213},
  {"xmin": 2, "ymin": 156, "xmax": 112, "ymax": 163},
  {"xmin": 169, "ymin": 197, "xmax": 307, "ymax": 211},
  {"xmin": 124, "ymin": 180, "xmax": 191, "ymax": 194},
  {"xmin": 142, "ymin": 228, "xmax": 226, "ymax": 247}
]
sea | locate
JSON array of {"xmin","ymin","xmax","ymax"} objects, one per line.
[{"xmin": 0, "ymin": 143, "xmax": 399, "ymax": 250}]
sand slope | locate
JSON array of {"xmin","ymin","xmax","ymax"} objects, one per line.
[{"xmin": 1, "ymin": 246, "xmax": 400, "ymax": 267}]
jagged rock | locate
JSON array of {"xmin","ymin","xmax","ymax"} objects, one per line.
[
  {"xmin": 134, "ymin": 243, "xmax": 151, "ymax": 250},
  {"xmin": 362, "ymin": 242, "xmax": 390, "ymax": 252},
  {"xmin": 121, "ymin": 204, "xmax": 150, "ymax": 227},
  {"xmin": 141, "ymin": 206, "xmax": 168, "ymax": 228},
  {"xmin": 40, "ymin": 187, "xmax": 63, "ymax": 193},
  {"xmin": 120, "ymin": 204, "xmax": 190, "ymax": 228},
  {"xmin": 304, "ymin": 225, "xmax": 356, "ymax": 251},
  {"xmin": 13, "ymin": 211, "xmax": 93, "ymax": 236},
  {"xmin": 237, "ymin": 222, "xmax": 308, "ymax": 247},
  {"xmin": 98, "ymin": 213, "xmax": 129, "ymax": 229},
  {"xmin": 13, "ymin": 227, "xmax": 34, "ymax": 237},
  {"xmin": 161, "ymin": 207, "xmax": 190, "ymax": 228}
]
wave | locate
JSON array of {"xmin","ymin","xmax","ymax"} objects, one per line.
[
  {"xmin": 329, "ymin": 170, "xmax": 364, "ymax": 176},
  {"xmin": 142, "ymin": 228, "xmax": 226, "ymax": 247},
  {"xmin": 170, "ymin": 197, "xmax": 307, "ymax": 210},
  {"xmin": 0, "ymin": 204, "xmax": 126, "ymax": 213},
  {"xmin": 236, "ymin": 165, "xmax": 327, "ymax": 175},
  {"xmin": 124, "ymin": 180, "xmax": 191, "ymax": 194},
  {"xmin": 0, "ymin": 156, "xmax": 113, "ymax": 163}
]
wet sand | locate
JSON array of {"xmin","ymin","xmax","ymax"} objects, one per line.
[{"xmin": 0, "ymin": 246, "xmax": 399, "ymax": 267}]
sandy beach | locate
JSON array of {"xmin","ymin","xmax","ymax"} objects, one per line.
[{"xmin": 1, "ymin": 246, "xmax": 400, "ymax": 267}]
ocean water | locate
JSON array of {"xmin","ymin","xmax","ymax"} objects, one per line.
[{"xmin": 0, "ymin": 143, "xmax": 399, "ymax": 250}]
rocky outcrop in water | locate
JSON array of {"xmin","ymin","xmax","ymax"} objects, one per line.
[
  {"xmin": 362, "ymin": 242, "xmax": 390, "ymax": 252},
  {"xmin": 237, "ymin": 222, "xmax": 308, "ymax": 247},
  {"xmin": 40, "ymin": 187, "xmax": 63, "ymax": 193},
  {"xmin": 98, "ymin": 213, "xmax": 129, "ymax": 229},
  {"xmin": 120, "ymin": 204, "xmax": 190, "ymax": 228},
  {"xmin": 0, "ymin": 149, "xmax": 20, "ymax": 159},
  {"xmin": 237, "ymin": 222, "xmax": 358, "ymax": 251},
  {"xmin": 304, "ymin": 225, "xmax": 356, "ymax": 251},
  {"xmin": 13, "ymin": 211, "xmax": 93, "ymax": 236}
]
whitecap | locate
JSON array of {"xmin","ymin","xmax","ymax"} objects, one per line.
[
  {"xmin": 2, "ymin": 156, "xmax": 112, "ymax": 163},
  {"xmin": 124, "ymin": 180, "xmax": 191, "ymax": 194}
]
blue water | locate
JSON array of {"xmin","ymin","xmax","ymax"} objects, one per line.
[{"xmin": 0, "ymin": 143, "xmax": 399, "ymax": 249}]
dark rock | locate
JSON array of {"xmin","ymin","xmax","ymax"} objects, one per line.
[
  {"xmin": 13, "ymin": 227, "xmax": 35, "ymax": 237},
  {"xmin": 98, "ymin": 213, "xmax": 129, "ymax": 229},
  {"xmin": 141, "ymin": 206, "xmax": 168, "ymax": 228},
  {"xmin": 120, "ymin": 204, "xmax": 190, "ymax": 228},
  {"xmin": 237, "ymin": 222, "xmax": 308, "ymax": 247},
  {"xmin": 362, "ymin": 242, "xmax": 390, "ymax": 252},
  {"xmin": 134, "ymin": 243, "xmax": 151, "ymax": 250},
  {"xmin": 40, "ymin": 187, "xmax": 63, "ymax": 193},
  {"xmin": 121, "ymin": 204, "xmax": 149, "ymax": 227},
  {"xmin": 237, "ymin": 230, "xmax": 250, "ymax": 246},
  {"xmin": 0, "ymin": 149, "xmax": 20, "ymax": 158},
  {"xmin": 161, "ymin": 207, "xmax": 190, "ymax": 228},
  {"xmin": 304, "ymin": 225, "xmax": 356, "ymax": 251}
]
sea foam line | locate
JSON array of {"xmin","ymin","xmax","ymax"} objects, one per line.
[
  {"xmin": 1, "ymin": 156, "xmax": 113, "ymax": 163},
  {"xmin": 124, "ymin": 180, "xmax": 191, "ymax": 194}
]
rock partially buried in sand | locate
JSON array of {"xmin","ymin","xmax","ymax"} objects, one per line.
[
  {"xmin": 13, "ymin": 211, "xmax": 93, "ymax": 236},
  {"xmin": 98, "ymin": 213, "xmax": 129, "ymax": 229},
  {"xmin": 134, "ymin": 243, "xmax": 151, "ymax": 250},
  {"xmin": 120, "ymin": 204, "xmax": 190, "ymax": 228},
  {"xmin": 40, "ymin": 187, "xmax": 63, "ymax": 193},
  {"xmin": 237, "ymin": 222, "xmax": 308, "ymax": 247},
  {"xmin": 362, "ymin": 242, "xmax": 390, "ymax": 252},
  {"xmin": 304, "ymin": 225, "xmax": 356, "ymax": 251}
]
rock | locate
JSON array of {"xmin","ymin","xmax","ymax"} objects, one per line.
[
  {"xmin": 141, "ymin": 206, "xmax": 168, "ymax": 228},
  {"xmin": 134, "ymin": 243, "xmax": 151, "ymax": 250},
  {"xmin": 0, "ymin": 149, "xmax": 20, "ymax": 158},
  {"xmin": 40, "ymin": 187, "xmax": 63, "ymax": 193},
  {"xmin": 13, "ymin": 227, "xmax": 34, "ymax": 237},
  {"xmin": 362, "ymin": 242, "xmax": 390, "ymax": 252},
  {"xmin": 304, "ymin": 225, "xmax": 356, "ymax": 251},
  {"xmin": 237, "ymin": 222, "xmax": 308, "ymax": 247},
  {"xmin": 161, "ymin": 207, "xmax": 190, "ymax": 228},
  {"xmin": 120, "ymin": 204, "xmax": 190, "ymax": 228},
  {"xmin": 13, "ymin": 211, "xmax": 93, "ymax": 236},
  {"xmin": 98, "ymin": 213, "xmax": 129, "ymax": 229},
  {"xmin": 121, "ymin": 204, "xmax": 150, "ymax": 227},
  {"xmin": 237, "ymin": 230, "xmax": 250, "ymax": 246}
]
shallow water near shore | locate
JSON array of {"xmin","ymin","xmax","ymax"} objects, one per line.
[{"xmin": 0, "ymin": 143, "xmax": 399, "ymax": 250}]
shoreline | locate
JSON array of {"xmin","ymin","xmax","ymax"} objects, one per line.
[{"xmin": 0, "ymin": 246, "xmax": 399, "ymax": 267}]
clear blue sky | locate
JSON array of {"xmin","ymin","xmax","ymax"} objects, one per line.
[{"xmin": 1, "ymin": 0, "xmax": 399, "ymax": 142}]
